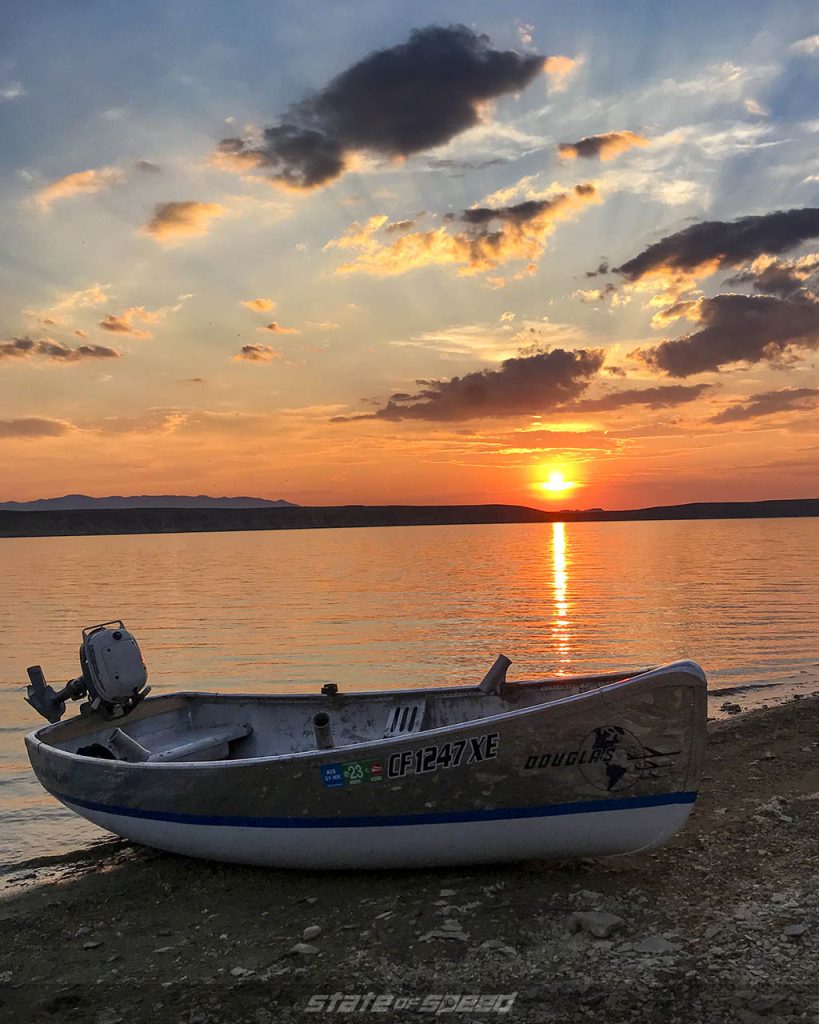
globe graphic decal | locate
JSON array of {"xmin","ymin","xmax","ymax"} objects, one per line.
[{"xmin": 578, "ymin": 726, "xmax": 646, "ymax": 791}]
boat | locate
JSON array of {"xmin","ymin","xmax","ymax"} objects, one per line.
[{"xmin": 23, "ymin": 621, "xmax": 707, "ymax": 869}]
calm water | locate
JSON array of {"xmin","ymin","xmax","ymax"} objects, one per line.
[{"xmin": 1, "ymin": 519, "xmax": 817, "ymax": 868}]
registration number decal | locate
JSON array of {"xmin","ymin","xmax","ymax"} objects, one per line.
[
  {"xmin": 387, "ymin": 732, "xmax": 499, "ymax": 780},
  {"xmin": 319, "ymin": 733, "xmax": 499, "ymax": 788}
]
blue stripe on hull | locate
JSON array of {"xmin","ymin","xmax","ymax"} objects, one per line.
[{"xmin": 53, "ymin": 790, "xmax": 698, "ymax": 829}]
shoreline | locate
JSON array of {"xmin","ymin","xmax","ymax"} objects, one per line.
[
  {"xmin": 1, "ymin": 498, "xmax": 818, "ymax": 539},
  {"xmin": 1, "ymin": 696, "xmax": 817, "ymax": 1022}
]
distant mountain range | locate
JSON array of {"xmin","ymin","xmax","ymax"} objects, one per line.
[
  {"xmin": 0, "ymin": 498, "xmax": 817, "ymax": 539},
  {"xmin": 0, "ymin": 494, "xmax": 299, "ymax": 511}
]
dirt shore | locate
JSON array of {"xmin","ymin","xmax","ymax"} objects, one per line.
[{"xmin": 1, "ymin": 697, "xmax": 817, "ymax": 1024}]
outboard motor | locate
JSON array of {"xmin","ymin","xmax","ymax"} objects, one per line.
[{"xmin": 25, "ymin": 621, "xmax": 150, "ymax": 722}]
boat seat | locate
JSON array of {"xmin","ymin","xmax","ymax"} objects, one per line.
[
  {"xmin": 383, "ymin": 701, "xmax": 426, "ymax": 738},
  {"xmin": 108, "ymin": 724, "xmax": 252, "ymax": 763}
]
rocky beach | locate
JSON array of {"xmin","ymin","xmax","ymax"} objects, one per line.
[{"xmin": 1, "ymin": 696, "xmax": 816, "ymax": 1024}]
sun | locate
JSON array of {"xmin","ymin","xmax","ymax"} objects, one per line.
[{"xmin": 537, "ymin": 469, "xmax": 578, "ymax": 496}]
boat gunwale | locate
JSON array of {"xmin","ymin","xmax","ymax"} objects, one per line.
[{"xmin": 26, "ymin": 660, "xmax": 706, "ymax": 771}]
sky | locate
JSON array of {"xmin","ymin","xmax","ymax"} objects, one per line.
[{"xmin": 1, "ymin": 0, "xmax": 818, "ymax": 510}]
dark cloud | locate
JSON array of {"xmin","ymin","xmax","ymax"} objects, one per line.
[
  {"xmin": 215, "ymin": 25, "xmax": 545, "ymax": 190},
  {"xmin": 0, "ymin": 337, "xmax": 35, "ymax": 360},
  {"xmin": 571, "ymin": 383, "xmax": 711, "ymax": 411},
  {"xmin": 135, "ymin": 160, "xmax": 161, "ymax": 173},
  {"xmin": 426, "ymin": 156, "xmax": 508, "ymax": 172},
  {"xmin": 39, "ymin": 341, "xmax": 121, "ymax": 362},
  {"xmin": 640, "ymin": 292, "xmax": 819, "ymax": 376},
  {"xmin": 585, "ymin": 259, "xmax": 609, "ymax": 278},
  {"xmin": 0, "ymin": 336, "xmax": 120, "ymax": 363},
  {"xmin": 558, "ymin": 131, "xmax": 647, "ymax": 162},
  {"xmin": 0, "ymin": 417, "xmax": 69, "ymax": 438},
  {"xmin": 332, "ymin": 348, "xmax": 605, "ymax": 422},
  {"xmin": 217, "ymin": 127, "xmax": 344, "ymax": 190},
  {"xmin": 616, "ymin": 208, "xmax": 819, "ymax": 283},
  {"xmin": 710, "ymin": 387, "xmax": 819, "ymax": 423},
  {"xmin": 461, "ymin": 188, "xmax": 595, "ymax": 228},
  {"xmin": 725, "ymin": 255, "xmax": 819, "ymax": 297}
]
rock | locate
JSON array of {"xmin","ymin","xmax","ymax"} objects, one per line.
[
  {"xmin": 96, "ymin": 1010, "xmax": 124, "ymax": 1024},
  {"xmin": 440, "ymin": 920, "xmax": 463, "ymax": 932},
  {"xmin": 567, "ymin": 912, "xmax": 625, "ymax": 939},
  {"xmin": 633, "ymin": 935, "xmax": 678, "ymax": 954},
  {"xmin": 0, "ymin": 972, "xmax": 13, "ymax": 984},
  {"xmin": 748, "ymin": 994, "xmax": 786, "ymax": 1013},
  {"xmin": 755, "ymin": 796, "xmax": 793, "ymax": 823},
  {"xmin": 782, "ymin": 923, "xmax": 808, "ymax": 938},
  {"xmin": 290, "ymin": 942, "xmax": 320, "ymax": 955},
  {"xmin": 439, "ymin": 889, "xmax": 457, "ymax": 897},
  {"xmin": 479, "ymin": 939, "xmax": 517, "ymax": 956},
  {"xmin": 230, "ymin": 967, "xmax": 255, "ymax": 979},
  {"xmin": 83, "ymin": 941, "xmax": 102, "ymax": 950},
  {"xmin": 570, "ymin": 889, "xmax": 604, "ymax": 906},
  {"xmin": 735, "ymin": 1011, "xmax": 768, "ymax": 1024},
  {"xmin": 419, "ymin": 929, "xmax": 468, "ymax": 942},
  {"xmin": 152, "ymin": 946, "xmax": 174, "ymax": 953},
  {"xmin": 302, "ymin": 925, "xmax": 322, "ymax": 941},
  {"xmin": 770, "ymin": 893, "xmax": 788, "ymax": 903}
]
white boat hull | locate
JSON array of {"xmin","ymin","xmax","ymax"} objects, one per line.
[
  {"xmin": 58, "ymin": 791, "xmax": 696, "ymax": 868},
  {"xmin": 27, "ymin": 661, "xmax": 707, "ymax": 868}
]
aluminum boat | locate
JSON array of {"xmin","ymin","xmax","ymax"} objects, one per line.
[{"xmin": 23, "ymin": 622, "xmax": 707, "ymax": 868}]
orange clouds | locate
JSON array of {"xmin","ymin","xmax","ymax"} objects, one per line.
[
  {"xmin": 233, "ymin": 343, "xmax": 282, "ymax": 363},
  {"xmin": 98, "ymin": 296, "xmax": 191, "ymax": 338},
  {"xmin": 327, "ymin": 185, "xmax": 601, "ymax": 278},
  {"xmin": 558, "ymin": 131, "xmax": 649, "ymax": 162},
  {"xmin": 99, "ymin": 305, "xmax": 163, "ymax": 338},
  {"xmin": 34, "ymin": 166, "xmax": 125, "ymax": 210},
  {"xmin": 258, "ymin": 322, "xmax": 300, "ymax": 335},
  {"xmin": 241, "ymin": 298, "xmax": 276, "ymax": 312},
  {"xmin": 542, "ymin": 55, "xmax": 582, "ymax": 92},
  {"xmin": 143, "ymin": 201, "xmax": 225, "ymax": 242}
]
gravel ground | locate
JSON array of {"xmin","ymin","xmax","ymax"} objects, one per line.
[{"xmin": 1, "ymin": 695, "xmax": 817, "ymax": 1024}]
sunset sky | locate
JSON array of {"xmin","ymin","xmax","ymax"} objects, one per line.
[{"xmin": 2, "ymin": 1, "xmax": 818, "ymax": 509}]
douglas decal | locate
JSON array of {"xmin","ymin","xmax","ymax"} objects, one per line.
[{"xmin": 522, "ymin": 726, "xmax": 680, "ymax": 792}]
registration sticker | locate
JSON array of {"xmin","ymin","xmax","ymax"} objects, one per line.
[
  {"xmin": 320, "ymin": 764, "xmax": 345, "ymax": 788},
  {"xmin": 321, "ymin": 760, "xmax": 384, "ymax": 788}
]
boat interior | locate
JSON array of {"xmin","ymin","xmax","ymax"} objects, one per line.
[{"xmin": 35, "ymin": 664, "xmax": 649, "ymax": 764}]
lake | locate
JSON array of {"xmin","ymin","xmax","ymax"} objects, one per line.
[{"xmin": 1, "ymin": 518, "xmax": 817, "ymax": 868}]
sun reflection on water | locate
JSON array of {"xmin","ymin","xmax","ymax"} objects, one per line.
[{"xmin": 552, "ymin": 521, "xmax": 572, "ymax": 668}]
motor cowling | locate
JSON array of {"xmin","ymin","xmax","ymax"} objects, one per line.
[
  {"xmin": 25, "ymin": 620, "xmax": 150, "ymax": 722},
  {"xmin": 80, "ymin": 622, "xmax": 149, "ymax": 715}
]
